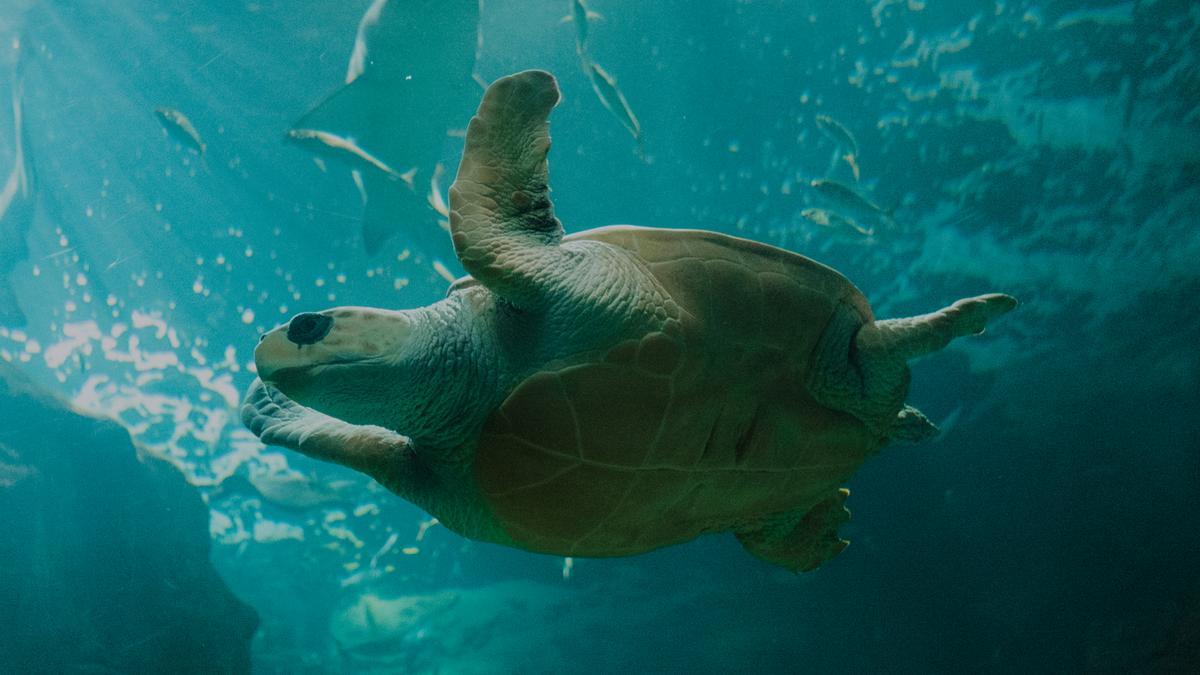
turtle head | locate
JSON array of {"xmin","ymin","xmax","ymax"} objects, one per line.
[{"xmin": 254, "ymin": 307, "xmax": 420, "ymax": 429}]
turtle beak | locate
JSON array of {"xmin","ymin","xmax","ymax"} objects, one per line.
[{"xmin": 253, "ymin": 325, "xmax": 299, "ymax": 381}]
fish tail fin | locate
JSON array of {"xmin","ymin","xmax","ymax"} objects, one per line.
[
  {"xmin": 561, "ymin": 10, "xmax": 603, "ymax": 22},
  {"xmin": 842, "ymin": 153, "xmax": 861, "ymax": 182}
]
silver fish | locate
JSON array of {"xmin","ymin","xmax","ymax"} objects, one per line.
[
  {"xmin": 426, "ymin": 161, "xmax": 450, "ymax": 219},
  {"xmin": 810, "ymin": 178, "xmax": 893, "ymax": 224},
  {"xmin": 1, "ymin": 40, "xmax": 34, "ymax": 325},
  {"xmin": 1, "ymin": 79, "xmax": 31, "ymax": 226},
  {"xmin": 563, "ymin": 0, "xmax": 603, "ymax": 52},
  {"xmin": 291, "ymin": 0, "xmax": 480, "ymax": 255},
  {"xmin": 800, "ymin": 207, "xmax": 874, "ymax": 238},
  {"xmin": 154, "ymin": 106, "xmax": 206, "ymax": 155},
  {"xmin": 816, "ymin": 114, "xmax": 860, "ymax": 180},
  {"xmin": 345, "ymin": 0, "xmax": 389, "ymax": 85},
  {"xmin": 815, "ymin": 114, "xmax": 858, "ymax": 156},
  {"xmin": 287, "ymin": 128, "xmax": 413, "ymax": 183},
  {"xmin": 587, "ymin": 62, "xmax": 642, "ymax": 146}
]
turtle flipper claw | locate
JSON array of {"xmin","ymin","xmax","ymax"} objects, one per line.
[
  {"xmin": 736, "ymin": 489, "xmax": 852, "ymax": 573},
  {"xmin": 945, "ymin": 293, "xmax": 1018, "ymax": 338},
  {"xmin": 241, "ymin": 378, "xmax": 307, "ymax": 447}
]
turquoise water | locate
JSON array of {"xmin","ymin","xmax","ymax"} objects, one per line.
[{"xmin": 1, "ymin": 0, "xmax": 1197, "ymax": 672}]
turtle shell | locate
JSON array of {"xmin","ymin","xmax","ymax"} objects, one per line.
[{"xmin": 472, "ymin": 226, "xmax": 882, "ymax": 557}]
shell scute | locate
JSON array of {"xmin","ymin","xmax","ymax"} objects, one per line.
[
  {"xmin": 475, "ymin": 432, "xmax": 577, "ymax": 498},
  {"xmin": 563, "ymin": 364, "xmax": 672, "ymax": 465},
  {"xmin": 635, "ymin": 331, "xmax": 682, "ymax": 376},
  {"xmin": 697, "ymin": 258, "xmax": 766, "ymax": 340},
  {"xmin": 492, "ymin": 372, "xmax": 581, "ymax": 458}
]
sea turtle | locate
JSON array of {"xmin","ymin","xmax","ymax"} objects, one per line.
[{"xmin": 242, "ymin": 70, "xmax": 1016, "ymax": 572}]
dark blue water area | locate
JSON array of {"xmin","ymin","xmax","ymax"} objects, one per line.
[{"xmin": 0, "ymin": 0, "xmax": 1197, "ymax": 673}]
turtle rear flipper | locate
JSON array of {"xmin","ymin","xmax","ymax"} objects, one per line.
[
  {"xmin": 862, "ymin": 293, "xmax": 1018, "ymax": 360},
  {"xmin": 811, "ymin": 293, "xmax": 1017, "ymax": 439},
  {"xmin": 241, "ymin": 379, "xmax": 428, "ymax": 499},
  {"xmin": 736, "ymin": 489, "xmax": 852, "ymax": 573}
]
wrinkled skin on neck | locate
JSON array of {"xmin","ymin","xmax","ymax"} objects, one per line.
[{"xmin": 254, "ymin": 293, "xmax": 500, "ymax": 454}]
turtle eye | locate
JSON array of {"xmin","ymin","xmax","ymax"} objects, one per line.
[{"xmin": 287, "ymin": 312, "xmax": 334, "ymax": 346}]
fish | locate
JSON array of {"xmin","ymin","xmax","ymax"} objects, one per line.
[
  {"xmin": 1053, "ymin": 2, "xmax": 1134, "ymax": 30},
  {"xmin": 41, "ymin": 247, "xmax": 77, "ymax": 261},
  {"xmin": 815, "ymin": 114, "xmax": 858, "ymax": 156},
  {"xmin": 586, "ymin": 62, "xmax": 643, "ymax": 149},
  {"xmin": 104, "ymin": 253, "xmax": 137, "ymax": 271},
  {"xmin": 426, "ymin": 162, "xmax": 450, "ymax": 220},
  {"xmin": 286, "ymin": 128, "xmax": 408, "ymax": 181},
  {"xmin": 373, "ymin": 532, "xmax": 400, "ymax": 563},
  {"xmin": 154, "ymin": 106, "xmax": 206, "ymax": 155},
  {"xmin": 562, "ymin": 4, "xmax": 640, "ymax": 153},
  {"xmin": 809, "ymin": 178, "xmax": 894, "ymax": 225},
  {"xmin": 0, "ymin": 73, "xmax": 30, "ymax": 222},
  {"xmin": 562, "ymin": 0, "xmax": 604, "ymax": 53},
  {"xmin": 339, "ymin": 531, "xmax": 405, "ymax": 588},
  {"xmin": 0, "ymin": 37, "xmax": 34, "ymax": 325},
  {"xmin": 431, "ymin": 259, "xmax": 456, "ymax": 284},
  {"xmin": 800, "ymin": 207, "xmax": 875, "ymax": 238},
  {"xmin": 350, "ymin": 168, "xmax": 367, "ymax": 205},
  {"xmin": 345, "ymin": 0, "xmax": 389, "ymax": 85},
  {"xmin": 816, "ymin": 114, "xmax": 861, "ymax": 181},
  {"xmin": 290, "ymin": 0, "xmax": 480, "ymax": 255}
]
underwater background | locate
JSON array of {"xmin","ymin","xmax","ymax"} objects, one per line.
[{"xmin": 1, "ymin": 0, "xmax": 1197, "ymax": 672}]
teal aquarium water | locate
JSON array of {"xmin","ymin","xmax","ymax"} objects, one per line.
[{"xmin": 1, "ymin": 1, "xmax": 1197, "ymax": 672}]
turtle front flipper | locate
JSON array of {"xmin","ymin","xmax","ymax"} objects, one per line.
[
  {"xmin": 736, "ymin": 489, "xmax": 852, "ymax": 573},
  {"xmin": 448, "ymin": 70, "xmax": 564, "ymax": 308},
  {"xmin": 241, "ymin": 379, "xmax": 428, "ymax": 498}
]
